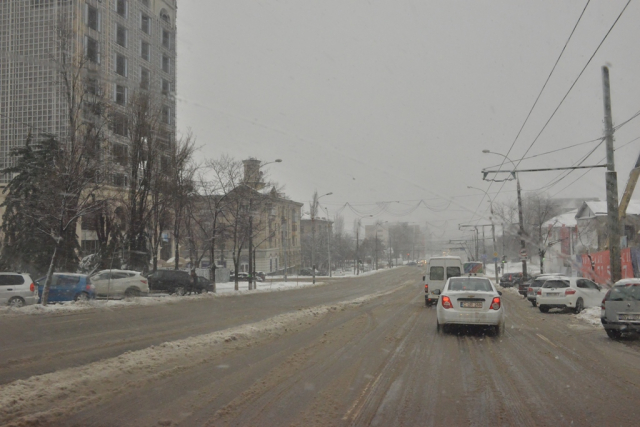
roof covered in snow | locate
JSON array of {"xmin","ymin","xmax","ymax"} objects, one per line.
[
  {"xmin": 542, "ymin": 209, "xmax": 578, "ymax": 228},
  {"xmin": 576, "ymin": 200, "xmax": 640, "ymax": 219}
]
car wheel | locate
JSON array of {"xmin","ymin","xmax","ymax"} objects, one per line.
[
  {"xmin": 531, "ymin": 300, "xmax": 537, "ymax": 307},
  {"xmin": 174, "ymin": 287, "xmax": 186, "ymax": 296},
  {"xmin": 199, "ymin": 287, "xmax": 208, "ymax": 294},
  {"xmin": 124, "ymin": 287, "xmax": 140, "ymax": 298},
  {"xmin": 574, "ymin": 298, "xmax": 584, "ymax": 314},
  {"xmin": 606, "ymin": 329, "xmax": 622, "ymax": 340},
  {"xmin": 8, "ymin": 297, "xmax": 26, "ymax": 308},
  {"xmin": 539, "ymin": 305, "xmax": 549, "ymax": 313},
  {"xmin": 74, "ymin": 292, "xmax": 89, "ymax": 302}
]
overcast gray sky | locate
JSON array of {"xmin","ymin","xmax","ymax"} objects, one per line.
[{"xmin": 176, "ymin": 0, "xmax": 640, "ymax": 241}]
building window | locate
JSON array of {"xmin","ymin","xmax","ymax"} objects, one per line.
[
  {"xmin": 141, "ymin": 13, "xmax": 150, "ymax": 34},
  {"xmin": 162, "ymin": 106, "xmax": 171, "ymax": 124},
  {"xmin": 115, "ymin": 84, "xmax": 127, "ymax": 105},
  {"xmin": 112, "ymin": 143, "xmax": 129, "ymax": 166},
  {"xmin": 161, "ymin": 79, "xmax": 171, "ymax": 94},
  {"xmin": 112, "ymin": 114, "xmax": 128, "ymax": 136},
  {"xmin": 162, "ymin": 29, "xmax": 172, "ymax": 50},
  {"xmin": 85, "ymin": 3, "xmax": 100, "ymax": 31},
  {"xmin": 140, "ymin": 67, "xmax": 150, "ymax": 90},
  {"xmin": 113, "ymin": 173, "xmax": 129, "ymax": 187},
  {"xmin": 116, "ymin": 0, "xmax": 127, "ymax": 18},
  {"xmin": 162, "ymin": 55, "xmax": 170, "ymax": 73},
  {"xmin": 85, "ymin": 36, "xmax": 100, "ymax": 63},
  {"xmin": 160, "ymin": 9, "xmax": 170, "ymax": 24},
  {"xmin": 115, "ymin": 54, "xmax": 127, "ymax": 76},
  {"xmin": 116, "ymin": 24, "xmax": 127, "ymax": 47},
  {"xmin": 140, "ymin": 41, "xmax": 150, "ymax": 61},
  {"xmin": 85, "ymin": 77, "xmax": 99, "ymax": 95}
]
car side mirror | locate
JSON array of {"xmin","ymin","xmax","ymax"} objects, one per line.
[
  {"xmin": 433, "ymin": 289, "xmax": 441, "ymax": 295},
  {"xmin": 498, "ymin": 291, "xmax": 502, "ymax": 296}
]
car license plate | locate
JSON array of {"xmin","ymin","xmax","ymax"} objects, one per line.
[
  {"xmin": 619, "ymin": 314, "xmax": 640, "ymax": 321},
  {"xmin": 460, "ymin": 302, "xmax": 482, "ymax": 308},
  {"xmin": 547, "ymin": 292, "xmax": 560, "ymax": 296}
]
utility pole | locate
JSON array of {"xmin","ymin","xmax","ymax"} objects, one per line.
[
  {"xmin": 248, "ymin": 208, "xmax": 253, "ymax": 290},
  {"xmin": 282, "ymin": 217, "xmax": 288, "ymax": 282},
  {"xmin": 602, "ymin": 66, "xmax": 621, "ymax": 283},
  {"xmin": 517, "ymin": 175, "xmax": 528, "ymax": 279}
]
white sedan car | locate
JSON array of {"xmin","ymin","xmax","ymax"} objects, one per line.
[
  {"xmin": 435, "ymin": 276, "xmax": 504, "ymax": 335},
  {"xmin": 536, "ymin": 276, "xmax": 604, "ymax": 314},
  {"xmin": 91, "ymin": 270, "xmax": 149, "ymax": 299}
]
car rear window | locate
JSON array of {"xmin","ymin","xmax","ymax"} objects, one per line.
[
  {"xmin": 58, "ymin": 275, "xmax": 81, "ymax": 287},
  {"xmin": 430, "ymin": 267, "xmax": 444, "ymax": 280},
  {"xmin": 446, "ymin": 266, "xmax": 461, "ymax": 279},
  {"xmin": 542, "ymin": 280, "xmax": 569, "ymax": 288},
  {"xmin": 0, "ymin": 275, "xmax": 25, "ymax": 286},
  {"xmin": 608, "ymin": 284, "xmax": 640, "ymax": 301},
  {"xmin": 448, "ymin": 278, "xmax": 493, "ymax": 292}
]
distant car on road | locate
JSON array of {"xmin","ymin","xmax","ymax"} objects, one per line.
[
  {"xmin": 91, "ymin": 269, "xmax": 149, "ymax": 298},
  {"xmin": 499, "ymin": 272, "xmax": 522, "ymax": 288},
  {"xmin": 36, "ymin": 273, "xmax": 95, "ymax": 303},
  {"xmin": 435, "ymin": 276, "xmax": 504, "ymax": 335},
  {"xmin": 147, "ymin": 270, "xmax": 192, "ymax": 295},
  {"xmin": 601, "ymin": 278, "xmax": 640, "ymax": 339},
  {"xmin": 536, "ymin": 276, "xmax": 604, "ymax": 314},
  {"xmin": 406, "ymin": 261, "xmax": 417, "ymax": 266},
  {"xmin": 0, "ymin": 272, "xmax": 37, "ymax": 307},
  {"xmin": 526, "ymin": 274, "xmax": 563, "ymax": 306}
]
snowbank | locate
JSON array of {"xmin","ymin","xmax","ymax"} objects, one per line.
[
  {"xmin": 576, "ymin": 306, "xmax": 602, "ymax": 326},
  {"xmin": 0, "ymin": 267, "xmax": 395, "ymax": 317}
]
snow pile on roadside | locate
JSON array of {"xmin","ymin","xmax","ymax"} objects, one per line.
[
  {"xmin": 0, "ymin": 283, "xmax": 407, "ymax": 426},
  {"xmin": 0, "ymin": 267, "xmax": 395, "ymax": 317},
  {"xmin": 576, "ymin": 306, "xmax": 602, "ymax": 326}
]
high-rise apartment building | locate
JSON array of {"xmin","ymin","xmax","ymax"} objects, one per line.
[{"xmin": 0, "ymin": 0, "xmax": 177, "ymax": 182}]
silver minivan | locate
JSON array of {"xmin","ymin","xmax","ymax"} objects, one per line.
[
  {"xmin": 601, "ymin": 278, "xmax": 640, "ymax": 339},
  {"xmin": 0, "ymin": 272, "xmax": 38, "ymax": 307}
]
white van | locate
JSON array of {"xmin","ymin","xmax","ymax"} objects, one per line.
[{"xmin": 423, "ymin": 256, "xmax": 464, "ymax": 306}]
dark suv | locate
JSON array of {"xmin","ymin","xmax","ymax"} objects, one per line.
[
  {"xmin": 148, "ymin": 270, "xmax": 206, "ymax": 295},
  {"xmin": 499, "ymin": 272, "xmax": 522, "ymax": 288}
]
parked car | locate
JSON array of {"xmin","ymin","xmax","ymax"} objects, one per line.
[
  {"xmin": 147, "ymin": 270, "xmax": 193, "ymax": 295},
  {"xmin": 36, "ymin": 273, "xmax": 95, "ymax": 303},
  {"xmin": 499, "ymin": 272, "xmax": 522, "ymax": 288},
  {"xmin": 517, "ymin": 274, "xmax": 537, "ymax": 297},
  {"xmin": 90, "ymin": 269, "xmax": 149, "ymax": 299},
  {"xmin": 526, "ymin": 274, "xmax": 563, "ymax": 306},
  {"xmin": 536, "ymin": 276, "xmax": 604, "ymax": 313},
  {"xmin": 230, "ymin": 272, "xmax": 249, "ymax": 281},
  {"xmin": 435, "ymin": 276, "xmax": 504, "ymax": 335},
  {"xmin": 0, "ymin": 272, "xmax": 37, "ymax": 307},
  {"xmin": 601, "ymin": 278, "xmax": 640, "ymax": 339},
  {"xmin": 196, "ymin": 276, "xmax": 213, "ymax": 292}
]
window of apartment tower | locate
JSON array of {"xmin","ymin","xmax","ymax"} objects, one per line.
[
  {"xmin": 115, "ymin": 54, "xmax": 127, "ymax": 76},
  {"xmin": 112, "ymin": 143, "xmax": 129, "ymax": 166},
  {"xmin": 113, "ymin": 173, "xmax": 128, "ymax": 188},
  {"xmin": 85, "ymin": 36, "xmax": 100, "ymax": 63},
  {"xmin": 115, "ymin": 84, "xmax": 127, "ymax": 105},
  {"xmin": 162, "ymin": 106, "xmax": 171, "ymax": 124},
  {"xmin": 116, "ymin": 0, "xmax": 127, "ymax": 17},
  {"xmin": 113, "ymin": 114, "xmax": 129, "ymax": 136},
  {"xmin": 116, "ymin": 24, "xmax": 127, "ymax": 47},
  {"xmin": 162, "ymin": 79, "xmax": 171, "ymax": 95},
  {"xmin": 162, "ymin": 29, "xmax": 172, "ymax": 50},
  {"xmin": 141, "ymin": 13, "xmax": 150, "ymax": 34},
  {"xmin": 162, "ymin": 55, "xmax": 170, "ymax": 73},
  {"xmin": 140, "ymin": 67, "xmax": 150, "ymax": 90},
  {"xmin": 85, "ymin": 4, "xmax": 100, "ymax": 31},
  {"xmin": 140, "ymin": 41, "xmax": 150, "ymax": 61}
]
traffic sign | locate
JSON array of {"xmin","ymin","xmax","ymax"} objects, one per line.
[
  {"xmin": 493, "ymin": 252, "xmax": 498, "ymax": 258},
  {"xmin": 519, "ymin": 248, "xmax": 527, "ymax": 258}
]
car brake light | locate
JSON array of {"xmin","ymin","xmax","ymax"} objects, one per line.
[
  {"xmin": 441, "ymin": 296, "xmax": 453, "ymax": 309},
  {"xmin": 30, "ymin": 283, "xmax": 35, "ymax": 292},
  {"xmin": 86, "ymin": 284, "xmax": 93, "ymax": 291},
  {"xmin": 528, "ymin": 287, "xmax": 532, "ymax": 292},
  {"xmin": 141, "ymin": 280, "xmax": 148, "ymax": 284},
  {"xmin": 565, "ymin": 289, "xmax": 576, "ymax": 295},
  {"xmin": 537, "ymin": 289, "xmax": 542, "ymax": 295},
  {"xmin": 490, "ymin": 297, "xmax": 501, "ymax": 310},
  {"xmin": 424, "ymin": 284, "xmax": 428, "ymax": 293},
  {"xmin": 601, "ymin": 298, "xmax": 606, "ymax": 310}
]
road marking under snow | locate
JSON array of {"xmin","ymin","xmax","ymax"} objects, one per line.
[{"xmin": 536, "ymin": 333, "xmax": 557, "ymax": 348}]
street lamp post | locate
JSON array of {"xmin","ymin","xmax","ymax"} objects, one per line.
[
  {"xmin": 247, "ymin": 159, "xmax": 282, "ymax": 291},
  {"xmin": 468, "ymin": 186, "xmax": 499, "ymax": 284},
  {"xmin": 354, "ymin": 215, "xmax": 373, "ymax": 275},
  {"xmin": 324, "ymin": 207, "xmax": 332, "ymax": 278},
  {"xmin": 312, "ymin": 192, "xmax": 332, "ymax": 285},
  {"xmin": 483, "ymin": 150, "xmax": 527, "ymax": 279}
]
